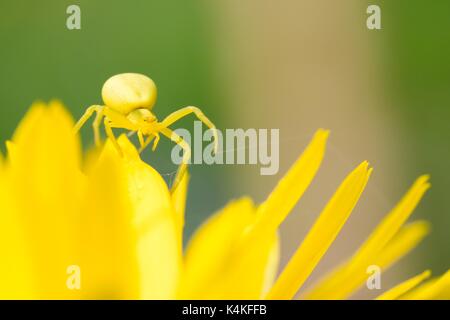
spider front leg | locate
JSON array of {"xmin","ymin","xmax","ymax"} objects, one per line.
[
  {"xmin": 92, "ymin": 107, "xmax": 105, "ymax": 146},
  {"xmin": 159, "ymin": 127, "xmax": 191, "ymax": 193},
  {"xmin": 137, "ymin": 130, "xmax": 145, "ymax": 149},
  {"xmin": 138, "ymin": 132, "xmax": 161, "ymax": 153},
  {"xmin": 73, "ymin": 105, "xmax": 105, "ymax": 145},
  {"xmin": 152, "ymin": 132, "xmax": 160, "ymax": 151},
  {"xmin": 160, "ymin": 106, "xmax": 219, "ymax": 153},
  {"xmin": 101, "ymin": 107, "xmax": 143, "ymax": 155},
  {"xmin": 103, "ymin": 118, "xmax": 122, "ymax": 156}
]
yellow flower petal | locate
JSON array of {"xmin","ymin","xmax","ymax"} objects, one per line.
[
  {"xmin": 254, "ymin": 129, "xmax": 328, "ymax": 233},
  {"xmin": 80, "ymin": 136, "xmax": 180, "ymax": 299},
  {"xmin": 267, "ymin": 161, "xmax": 372, "ymax": 299},
  {"xmin": 304, "ymin": 220, "xmax": 430, "ymax": 299},
  {"xmin": 79, "ymin": 142, "xmax": 140, "ymax": 298},
  {"xmin": 0, "ymin": 99, "xmax": 440, "ymax": 301},
  {"xmin": 350, "ymin": 175, "xmax": 430, "ymax": 269},
  {"xmin": 376, "ymin": 270, "xmax": 431, "ymax": 300},
  {"xmin": 118, "ymin": 136, "xmax": 181, "ymax": 299},
  {"xmin": 402, "ymin": 270, "xmax": 450, "ymax": 300},
  {"xmin": 302, "ymin": 175, "xmax": 430, "ymax": 300},
  {"xmin": 2, "ymin": 102, "xmax": 180, "ymax": 299},
  {"xmin": 180, "ymin": 197, "xmax": 278, "ymax": 299},
  {"xmin": 5, "ymin": 101, "xmax": 84, "ymax": 298},
  {"xmin": 171, "ymin": 168, "xmax": 189, "ymax": 245},
  {"xmin": 376, "ymin": 221, "xmax": 429, "ymax": 268},
  {"xmin": 261, "ymin": 233, "xmax": 280, "ymax": 297},
  {"xmin": 0, "ymin": 155, "xmax": 34, "ymax": 298}
]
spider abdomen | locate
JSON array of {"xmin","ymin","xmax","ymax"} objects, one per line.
[{"xmin": 102, "ymin": 73, "xmax": 157, "ymax": 114}]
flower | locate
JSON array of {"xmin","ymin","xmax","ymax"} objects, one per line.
[{"xmin": 0, "ymin": 101, "xmax": 448, "ymax": 299}]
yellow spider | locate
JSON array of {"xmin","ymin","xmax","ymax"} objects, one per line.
[{"xmin": 74, "ymin": 73, "xmax": 218, "ymax": 192}]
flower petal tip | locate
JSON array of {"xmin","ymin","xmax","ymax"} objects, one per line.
[
  {"xmin": 423, "ymin": 270, "xmax": 432, "ymax": 278},
  {"xmin": 314, "ymin": 129, "xmax": 330, "ymax": 143},
  {"xmin": 356, "ymin": 161, "xmax": 372, "ymax": 175}
]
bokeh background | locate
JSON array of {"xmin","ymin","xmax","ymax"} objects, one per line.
[{"xmin": 0, "ymin": 0, "xmax": 448, "ymax": 298}]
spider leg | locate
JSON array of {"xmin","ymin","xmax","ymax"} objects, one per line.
[
  {"xmin": 73, "ymin": 105, "xmax": 103, "ymax": 134},
  {"xmin": 102, "ymin": 108, "xmax": 138, "ymax": 131},
  {"xmin": 137, "ymin": 132, "xmax": 161, "ymax": 153},
  {"xmin": 92, "ymin": 106, "xmax": 105, "ymax": 146},
  {"xmin": 152, "ymin": 132, "xmax": 160, "ymax": 151},
  {"xmin": 138, "ymin": 134, "xmax": 156, "ymax": 153},
  {"xmin": 159, "ymin": 127, "xmax": 191, "ymax": 193},
  {"xmin": 160, "ymin": 106, "xmax": 219, "ymax": 154},
  {"xmin": 101, "ymin": 108, "xmax": 145, "ymax": 155},
  {"xmin": 137, "ymin": 130, "xmax": 145, "ymax": 148},
  {"xmin": 104, "ymin": 118, "xmax": 123, "ymax": 156}
]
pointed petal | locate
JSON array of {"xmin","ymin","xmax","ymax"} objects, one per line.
[
  {"xmin": 5, "ymin": 101, "xmax": 84, "ymax": 298},
  {"xmin": 267, "ymin": 161, "xmax": 372, "ymax": 299},
  {"xmin": 302, "ymin": 176, "xmax": 431, "ymax": 300},
  {"xmin": 402, "ymin": 270, "xmax": 450, "ymax": 300},
  {"xmin": 304, "ymin": 220, "xmax": 430, "ymax": 299},
  {"xmin": 351, "ymin": 175, "xmax": 430, "ymax": 268},
  {"xmin": 376, "ymin": 270, "xmax": 431, "ymax": 300},
  {"xmin": 255, "ymin": 129, "xmax": 328, "ymax": 232},
  {"xmin": 376, "ymin": 221, "xmax": 429, "ymax": 267}
]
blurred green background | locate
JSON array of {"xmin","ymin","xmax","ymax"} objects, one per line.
[
  {"xmin": 379, "ymin": 0, "xmax": 450, "ymax": 274},
  {"xmin": 0, "ymin": 0, "xmax": 448, "ymax": 291}
]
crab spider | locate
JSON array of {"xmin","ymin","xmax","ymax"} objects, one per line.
[{"xmin": 74, "ymin": 73, "xmax": 219, "ymax": 192}]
